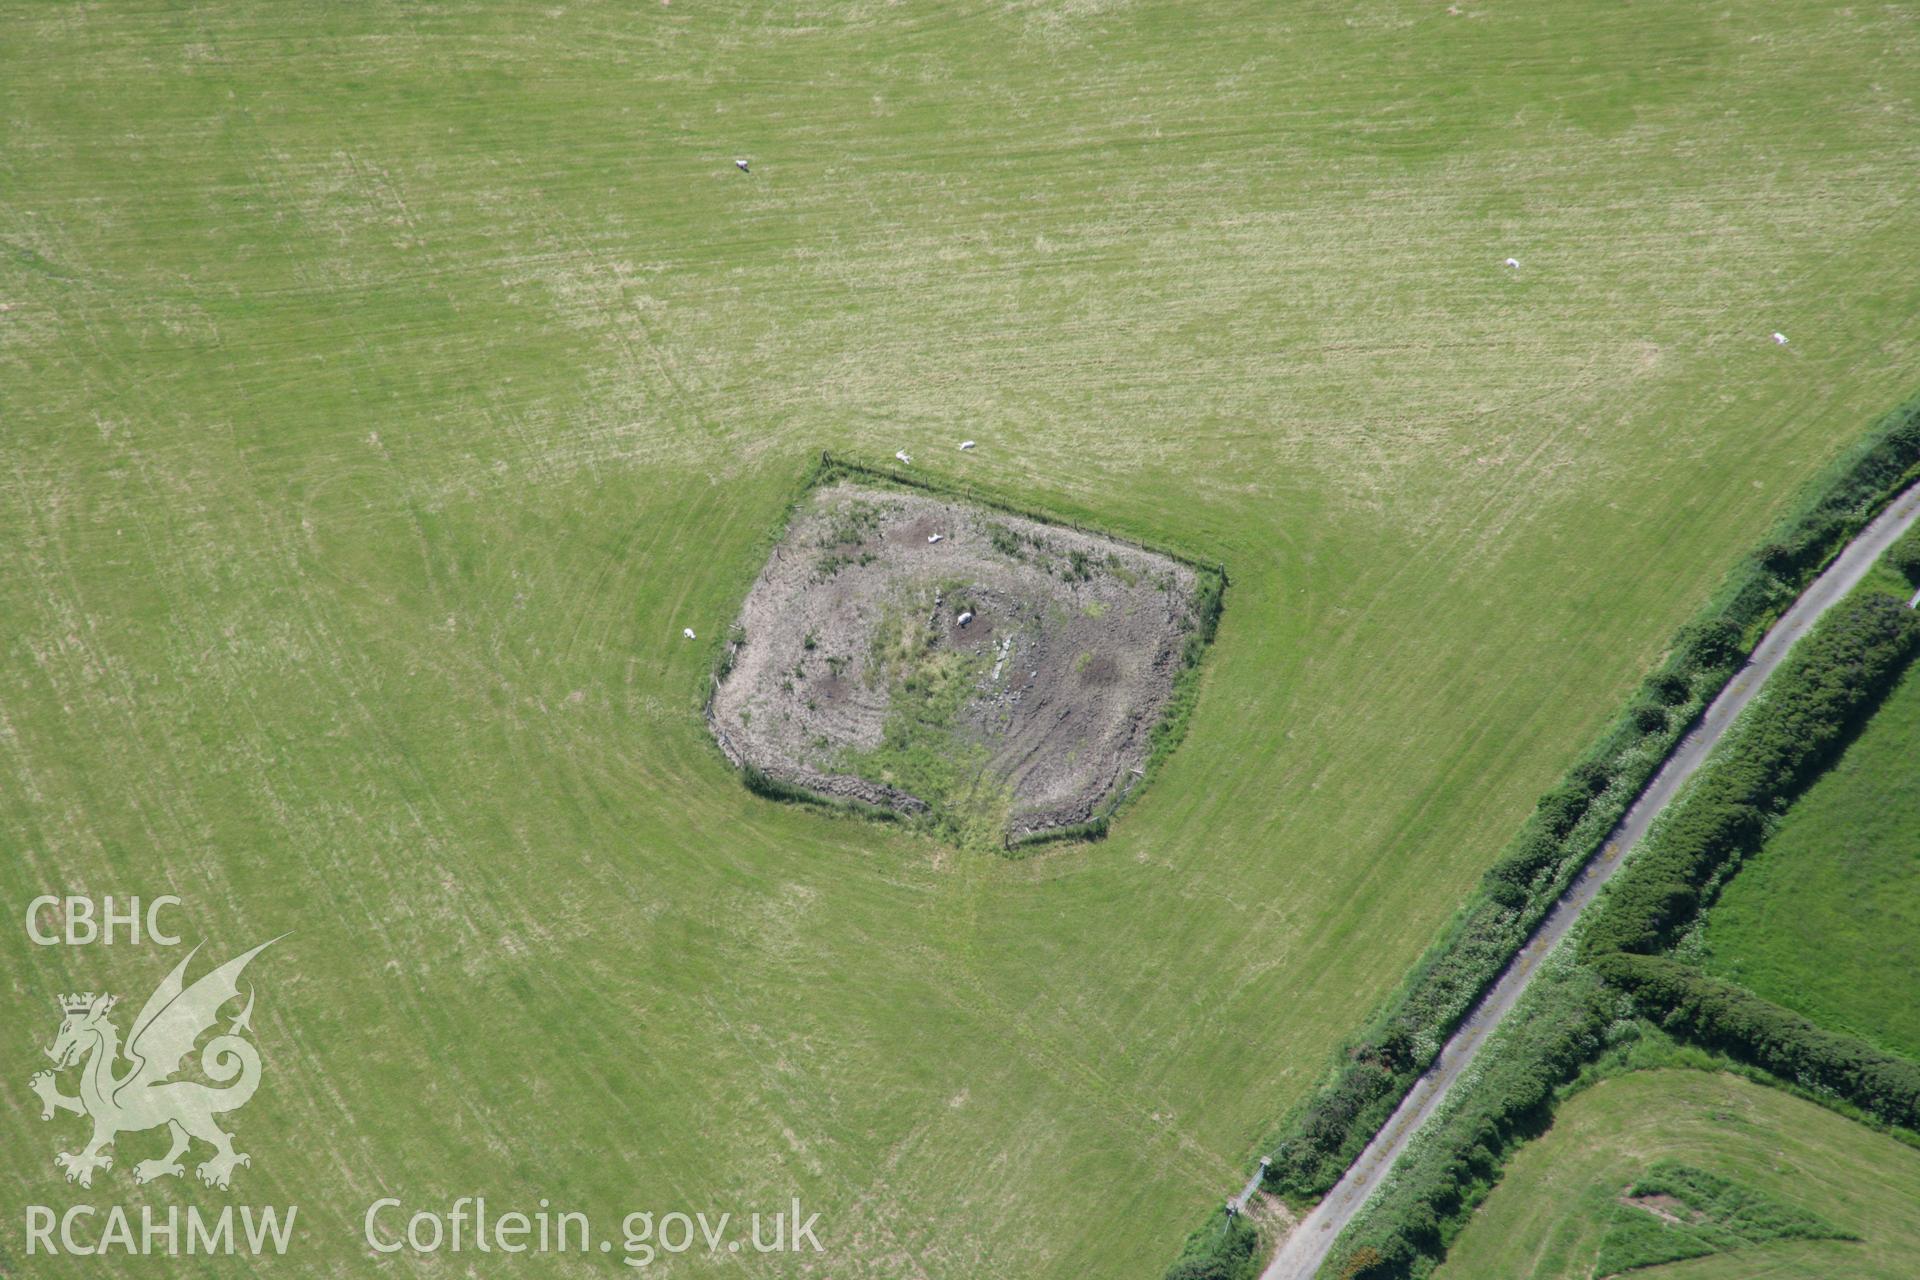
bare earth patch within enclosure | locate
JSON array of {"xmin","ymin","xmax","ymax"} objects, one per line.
[{"xmin": 710, "ymin": 480, "xmax": 1206, "ymax": 843}]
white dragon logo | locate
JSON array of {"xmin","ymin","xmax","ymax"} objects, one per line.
[{"xmin": 30, "ymin": 939, "xmax": 278, "ymax": 1190}]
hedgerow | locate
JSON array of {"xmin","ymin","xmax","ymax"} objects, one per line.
[
  {"xmin": 1256, "ymin": 394, "xmax": 1920, "ymax": 1207},
  {"xmin": 1581, "ymin": 592, "xmax": 1920, "ymax": 957},
  {"xmin": 1262, "ymin": 703, "xmax": 1698, "ymax": 1198},
  {"xmin": 1161, "ymin": 1214, "xmax": 1261, "ymax": 1280},
  {"xmin": 1890, "ymin": 520, "xmax": 1920, "ymax": 586},
  {"xmin": 1325, "ymin": 953, "xmax": 1622, "ymax": 1280},
  {"xmin": 1591, "ymin": 953, "xmax": 1920, "ymax": 1130},
  {"xmin": 1316, "ymin": 581, "xmax": 1920, "ymax": 1277}
]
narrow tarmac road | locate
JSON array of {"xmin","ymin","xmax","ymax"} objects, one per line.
[{"xmin": 1261, "ymin": 479, "xmax": 1920, "ymax": 1280}]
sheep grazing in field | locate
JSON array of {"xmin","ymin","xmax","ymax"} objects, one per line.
[
  {"xmin": 1772, "ymin": 332, "xmax": 1789, "ymax": 345},
  {"xmin": 956, "ymin": 611, "xmax": 974, "ymax": 627},
  {"xmin": 734, "ymin": 159, "xmax": 750, "ymax": 172},
  {"xmin": 1504, "ymin": 257, "xmax": 1520, "ymax": 269},
  {"xmin": 683, "ymin": 628, "xmax": 696, "ymax": 640},
  {"xmin": 895, "ymin": 450, "xmax": 912, "ymax": 465},
  {"xmin": 958, "ymin": 440, "xmax": 976, "ymax": 451},
  {"xmin": 927, "ymin": 534, "xmax": 943, "ymax": 544}
]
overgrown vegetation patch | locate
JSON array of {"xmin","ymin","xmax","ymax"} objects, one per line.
[
  {"xmin": 710, "ymin": 469, "xmax": 1221, "ymax": 845},
  {"xmin": 1594, "ymin": 1161, "xmax": 1852, "ymax": 1276}
]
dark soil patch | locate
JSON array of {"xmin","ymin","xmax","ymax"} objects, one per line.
[
  {"xmin": 1621, "ymin": 1191, "xmax": 1699, "ymax": 1226},
  {"xmin": 1078, "ymin": 654, "xmax": 1119, "ymax": 687}
]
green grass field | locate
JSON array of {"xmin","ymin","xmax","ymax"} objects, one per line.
[
  {"xmin": 1436, "ymin": 1070, "xmax": 1920, "ymax": 1280},
  {"xmin": 4, "ymin": 4, "xmax": 1920, "ymax": 1275},
  {"xmin": 1698, "ymin": 658, "xmax": 1920, "ymax": 1061}
]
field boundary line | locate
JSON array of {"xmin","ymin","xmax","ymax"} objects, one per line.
[{"xmin": 1260, "ymin": 477, "xmax": 1920, "ymax": 1280}]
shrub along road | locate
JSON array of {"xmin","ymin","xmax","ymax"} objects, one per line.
[{"xmin": 1261, "ymin": 478, "xmax": 1920, "ymax": 1280}]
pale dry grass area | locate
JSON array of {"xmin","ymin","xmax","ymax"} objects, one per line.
[{"xmin": 2, "ymin": 3, "xmax": 1918, "ymax": 1276}]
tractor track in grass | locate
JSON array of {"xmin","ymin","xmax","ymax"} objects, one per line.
[{"xmin": 1259, "ymin": 477, "xmax": 1920, "ymax": 1280}]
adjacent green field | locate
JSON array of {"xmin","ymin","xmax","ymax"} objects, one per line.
[
  {"xmin": 1699, "ymin": 660, "xmax": 1920, "ymax": 1061},
  {"xmin": 3, "ymin": 4, "xmax": 1919, "ymax": 1276},
  {"xmin": 1436, "ymin": 1071, "xmax": 1920, "ymax": 1280}
]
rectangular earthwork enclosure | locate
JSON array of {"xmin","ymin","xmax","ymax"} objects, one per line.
[{"xmin": 709, "ymin": 465, "xmax": 1222, "ymax": 845}]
